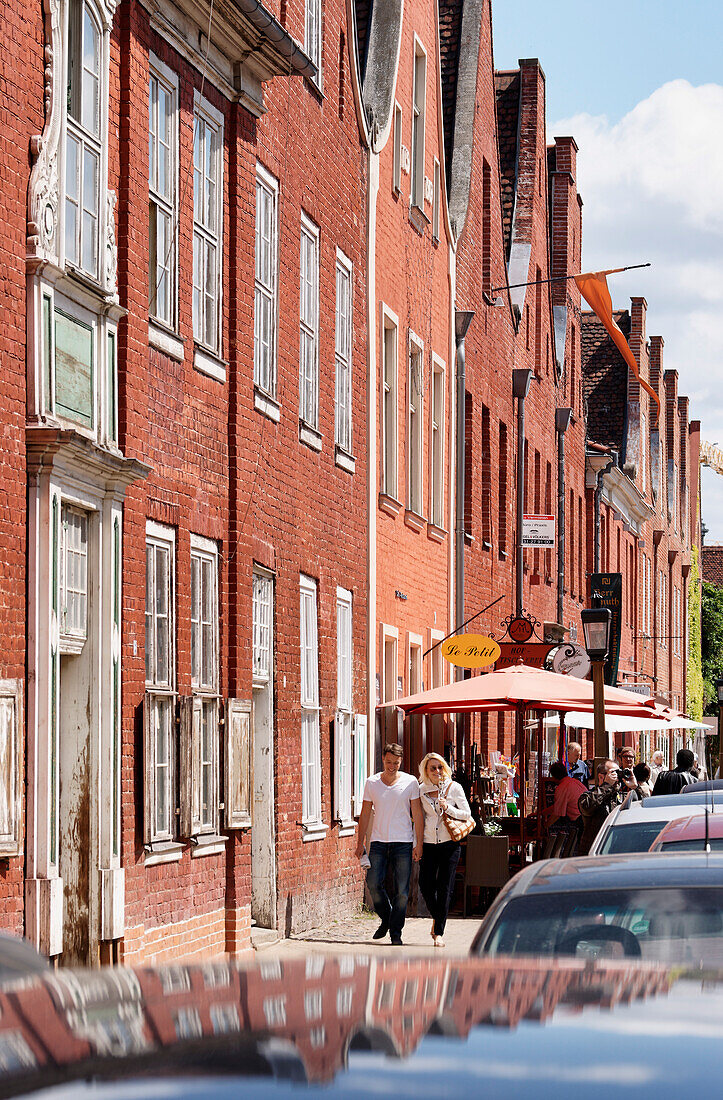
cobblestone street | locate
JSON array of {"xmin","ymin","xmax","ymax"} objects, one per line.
[{"xmin": 253, "ymin": 913, "xmax": 480, "ymax": 958}]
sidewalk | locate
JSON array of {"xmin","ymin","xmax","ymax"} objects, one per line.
[{"xmin": 253, "ymin": 913, "xmax": 480, "ymax": 958}]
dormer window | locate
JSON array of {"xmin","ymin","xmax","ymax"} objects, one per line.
[{"xmin": 65, "ymin": 1, "xmax": 102, "ymax": 279}]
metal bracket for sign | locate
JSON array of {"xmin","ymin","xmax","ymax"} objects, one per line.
[
  {"xmin": 422, "ymin": 594, "xmax": 505, "ymax": 658},
  {"xmin": 489, "ymin": 609, "xmax": 541, "ymax": 643}
]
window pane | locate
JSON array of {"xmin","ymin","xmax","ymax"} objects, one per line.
[
  {"xmin": 145, "ymin": 545, "xmax": 154, "ymax": 681},
  {"xmin": 190, "ymin": 555, "xmax": 200, "ymax": 684},
  {"xmin": 82, "ymin": 146, "xmax": 99, "ymax": 276},
  {"xmin": 82, "ymin": 9, "xmax": 100, "ymax": 135}
]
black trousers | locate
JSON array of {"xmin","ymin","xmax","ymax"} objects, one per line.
[{"xmin": 419, "ymin": 841, "xmax": 461, "ymax": 936}]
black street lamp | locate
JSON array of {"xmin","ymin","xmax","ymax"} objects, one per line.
[
  {"xmin": 581, "ymin": 608, "xmax": 612, "ymax": 759},
  {"xmin": 716, "ymin": 678, "xmax": 723, "ymax": 779}
]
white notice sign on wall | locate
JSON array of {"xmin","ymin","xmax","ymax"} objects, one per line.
[{"xmin": 522, "ymin": 514, "xmax": 555, "ymax": 548}]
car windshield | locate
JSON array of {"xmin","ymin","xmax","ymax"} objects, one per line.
[
  {"xmin": 481, "ymin": 887, "xmax": 723, "ymax": 964},
  {"xmin": 598, "ymin": 821, "xmax": 668, "ymax": 854},
  {"xmin": 660, "ymin": 838, "xmax": 723, "ymax": 852}
]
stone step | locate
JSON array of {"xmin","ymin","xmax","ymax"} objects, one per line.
[{"xmin": 250, "ymin": 926, "xmax": 282, "ymax": 951}]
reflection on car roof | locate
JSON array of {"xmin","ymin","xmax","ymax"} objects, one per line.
[{"xmin": 510, "ymin": 852, "xmax": 723, "ymax": 895}]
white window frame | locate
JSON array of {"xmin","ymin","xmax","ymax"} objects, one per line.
[
  {"xmin": 407, "ymin": 633, "xmax": 423, "ymax": 696},
  {"xmin": 254, "ymin": 164, "xmax": 279, "ymax": 402},
  {"xmin": 145, "ymin": 521, "xmax": 177, "ymax": 845},
  {"xmin": 192, "ymin": 94, "xmax": 223, "ymax": 359},
  {"xmin": 252, "ymin": 567, "xmax": 274, "ymax": 688},
  {"xmin": 381, "ymin": 623, "xmax": 399, "ymax": 704},
  {"xmin": 334, "ymin": 250, "xmax": 353, "ymax": 456},
  {"xmin": 429, "ymin": 354, "xmax": 445, "ymax": 527},
  {"xmin": 305, "ymin": 0, "xmax": 322, "ymax": 83},
  {"xmin": 149, "ymin": 56, "xmax": 178, "ymax": 330},
  {"xmin": 64, "ymin": 0, "xmax": 104, "ymax": 280},
  {"xmin": 335, "ymin": 588, "xmax": 354, "ymax": 832},
  {"xmin": 393, "ymin": 103, "xmax": 402, "ymax": 192},
  {"xmin": 381, "ymin": 306, "xmax": 399, "ymax": 499},
  {"xmin": 410, "ymin": 39, "xmax": 427, "ymax": 210},
  {"xmin": 407, "ymin": 333, "xmax": 424, "ymax": 516},
  {"xmin": 299, "ymin": 213, "xmax": 320, "ymax": 431},
  {"xmin": 300, "ymin": 575, "xmax": 325, "ymax": 837},
  {"xmin": 190, "ymin": 535, "xmax": 220, "ymax": 835},
  {"xmin": 432, "ymin": 158, "xmax": 440, "ymax": 241},
  {"xmin": 59, "ymin": 504, "xmax": 89, "ymax": 654},
  {"xmin": 429, "ymin": 628, "xmax": 444, "ymax": 689}
]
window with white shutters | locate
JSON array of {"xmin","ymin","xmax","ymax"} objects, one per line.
[
  {"xmin": 192, "ymin": 98, "xmax": 223, "ymax": 354},
  {"xmin": 408, "ymin": 337, "xmax": 424, "ymax": 515},
  {"xmin": 335, "ymin": 589, "xmax": 353, "ymax": 829},
  {"xmin": 335, "ymin": 252, "xmax": 353, "ymax": 455},
  {"xmin": 189, "ymin": 536, "xmax": 220, "ymax": 834},
  {"xmin": 59, "ymin": 505, "xmax": 89, "ymax": 653},
  {"xmin": 254, "ymin": 166, "xmax": 278, "ymax": 398},
  {"xmin": 144, "ymin": 523, "xmax": 176, "ymax": 844},
  {"xmin": 299, "ymin": 215, "xmax": 320, "ymax": 430},
  {"xmin": 252, "ymin": 570, "xmax": 273, "ymax": 686},
  {"xmin": 300, "ymin": 575, "xmax": 324, "ymax": 833},
  {"xmin": 0, "ymin": 682, "xmax": 22, "ymax": 857},
  {"xmin": 430, "ymin": 356, "xmax": 444, "ymax": 526},
  {"xmin": 382, "ymin": 313, "xmax": 398, "ymax": 497}
]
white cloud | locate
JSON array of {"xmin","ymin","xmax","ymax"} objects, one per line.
[{"xmin": 552, "ymin": 80, "xmax": 723, "ymax": 537}]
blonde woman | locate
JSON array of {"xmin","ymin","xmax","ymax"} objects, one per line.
[{"xmin": 418, "ymin": 753, "xmax": 472, "ymax": 947}]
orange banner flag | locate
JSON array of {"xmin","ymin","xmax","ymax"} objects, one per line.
[{"xmin": 574, "ymin": 270, "xmax": 660, "ymax": 424}]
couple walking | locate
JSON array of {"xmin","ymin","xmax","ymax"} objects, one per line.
[{"xmin": 354, "ymin": 743, "xmax": 471, "ymax": 946}]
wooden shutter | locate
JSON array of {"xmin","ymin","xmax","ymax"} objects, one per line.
[
  {"xmin": 0, "ymin": 682, "xmax": 22, "ymax": 857},
  {"xmin": 352, "ymin": 714, "xmax": 367, "ymax": 818},
  {"xmin": 179, "ymin": 696, "xmax": 203, "ymax": 837},
  {"xmin": 333, "ymin": 712, "xmax": 343, "ymax": 822},
  {"xmin": 224, "ymin": 698, "xmax": 252, "ymax": 828}
]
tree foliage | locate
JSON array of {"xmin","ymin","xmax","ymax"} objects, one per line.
[
  {"xmin": 687, "ymin": 545, "xmax": 704, "ymax": 720},
  {"xmin": 701, "ymin": 575, "xmax": 723, "ymax": 714}
]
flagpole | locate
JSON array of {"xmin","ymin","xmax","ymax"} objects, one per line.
[{"xmin": 490, "ymin": 262, "xmax": 650, "ymax": 296}]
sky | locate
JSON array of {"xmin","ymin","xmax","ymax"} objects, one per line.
[{"xmin": 492, "ymin": 1, "xmax": 723, "ymax": 541}]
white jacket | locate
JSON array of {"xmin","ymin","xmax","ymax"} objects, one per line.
[{"xmin": 419, "ymin": 780, "xmax": 472, "ymax": 844}]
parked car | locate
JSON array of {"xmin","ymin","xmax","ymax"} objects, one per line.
[
  {"xmin": 470, "ymin": 852, "xmax": 723, "ymax": 966},
  {"xmin": 587, "ymin": 790, "xmax": 723, "ymax": 855},
  {"xmin": 0, "ymin": 948, "xmax": 723, "ymax": 1099},
  {"xmin": 650, "ymin": 813, "xmax": 723, "ymax": 852}
]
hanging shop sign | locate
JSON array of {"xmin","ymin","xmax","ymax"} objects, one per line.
[
  {"xmin": 441, "ymin": 634, "xmax": 501, "ymax": 669},
  {"xmin": 495, "ymin": 642, "xmax": 555, "ymax": 669},
  {"xmin": 590, "ymin": 572, "xmax": 623, "ymax": 686},
  {"xmin": 551, "ymin": 642, "xmax": 591, "ymax": 679},
  {"xmin": 522, "ymin": 514, "xmax": 556, "ymax": 548}
]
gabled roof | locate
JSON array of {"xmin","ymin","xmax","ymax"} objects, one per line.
[
  {"xmin": 582, "ymin": 309, "xmax": 631, "ymax": 455},
  {"xmin": 494, "ymin": 70, "xmax": 520, "ymax": 261},
  {"xmin": 438, "ymin": 0, "xmax": 465, "ymax": 193}
]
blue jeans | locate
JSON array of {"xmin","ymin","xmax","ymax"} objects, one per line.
[{"xmin": 366, "ymin": 842, "xmax": 413, "ymax": 937}]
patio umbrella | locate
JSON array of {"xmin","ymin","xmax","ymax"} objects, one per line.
[
  {"xmin": 561, "ymin": 711, "xmax": 673, "ymax": 733},
  {"xmin": 390, "ymin": 663, "xmax": 656, "ymax": 718}
]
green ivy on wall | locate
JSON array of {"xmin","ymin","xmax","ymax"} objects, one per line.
[{"xmin": 688, "ymin": 544, "xmax": 704, "ymax": 720}]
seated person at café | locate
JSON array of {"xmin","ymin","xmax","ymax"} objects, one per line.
[{"xmin": 546, "ymin": 761, "xmax": 586, "ymax": 831}]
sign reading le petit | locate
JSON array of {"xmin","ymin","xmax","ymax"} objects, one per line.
[
  {"xmin": 441, "ymin": 634, "xmax": 501, "ymax": 669},
  {"xmin": 522, "ymin": 514, "xmax": 555, "ymax": 548}
]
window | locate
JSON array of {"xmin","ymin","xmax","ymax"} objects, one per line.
[
  {"xmin": 210, "ymin": 1005, "xmax": 240, "ymax": 1035},
  {"xmin": 305, "ymin": 0, "xmax": 322, "ymax": 78},
  {"xmin": 408, "ymin": 636, "xmax": 422, "ymax": 695},
  {"xmin": 482, "ymin": 159, "xmax": 492, "ymax": 298},
  {"xmin": 335, "ymin": 251, "xmax": 353, "ymax": 455},
  {"xmin": 192, "ymin": 97, "xmax": 223, "ymax": 354},
  {"xmin": 408, "ymin": 337, "xmax": 423, "ymax": 515},
  {"xmin": 298, "ymin": 214, "xmax": 320, "ymax": 429},
  {"xmin": 188, "ymin": 537, "xmax": 219, "ymax": 835},
  {"xmin": 432, "ymin": 159, "xmax": 440, "ymax": 240},
  {"xmin": 383, "ymin": 631, "xmax": 398, "ymax": 703},
  {"xmin": 481, "ymin": 405, "xmax": 491, "ymax": 546},
  {"xmin": 252, "ymin": 570, "xmax": 273, "ymax": 687},
  {"xmin": 59, "ymin": 505, "xmax": 89, "ymax": 653},
  {"xmin": 149, "ymin": 61, "xmax": 177, "ymax": 327},
  {"xmin": 335, "ymin": 588, "xmax": 353, "ymax": 828},
  {"xmin": 174, "ymin": 1008, "xmax": 202, "ymax": 1040},
  {"xmin": 498, "ymin": 421, "xmax": 508, "ymax": 556},
  {"xmin": 145, "ymin": 523, "xmax": 176, "ymax": 844},
  {"xmin": 410, "ymin": 42, "xmax": 427, "ymax": 209},
  {"xmin": 337, "ymin": 986, "xmax": 354, "ymax": 1016},
  {"xmin": 65, "ymin": 0, "xmax": 102, "ymax": 278},
  {"xmin": 381, "ymin": 312, "xmax": 398, "ymax": 497},
  {"xmin": 300, "ymin": 575, "xmax": 323, "ymax": 831},
  {"xmin": 0, "ymin": 682, "xmax": 22, "ymax": 858},
  {"xmin": 429, "ymin": 356, "xmax": 444, "ymax": 527},
  {"xmin": 254, "ymin": 165, "xmax": 278, "ymax": 399},
  {"xmin": 305, "ymin": 990, "xmax": 323, "ymax": 1021},
  {"xmin": 393, "ymin": 104, "xmax": 402, "ymax": 192},
  {"xmin": 640, "ymin": 410, "xmax": 647, "ymax": 493},
  {"xmin": 658, "ymin": 570, "xmax": 666, "ymax": 648}
]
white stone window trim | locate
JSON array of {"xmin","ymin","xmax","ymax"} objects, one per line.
[
  {"xmin": 406, "ymin": 631, "xmax": 424, "ymax": 695},
  {"xmin": 144, "ymin": 520, "xmax": 177, "ymax": 848},
  {"xmin": 335, "ymin": 586, "xmax": 354, "ymax": 833},
  {"xmin": 429, "ymin": 627, "xmax": 445, "ymax": 689},
  {"xmin": 380, "ymin": 303, "xmax": 400, "ymax": 501},
  {"xmin": 254, "ymin": 162, "xmax": 279, "ymax": 401},
  {"xmin": 334, "ymin": 248, "xmax": 353, "ymax": 457},
  {"xmin": 299, "ymin": 212, "xmax": 320, "ymax": 433},
  {"xmin": 429, "ymin": 352, "xmax": 445, "ymax": 529},
  {"xmin": 380, "ymin": 622, "xmax": 399, "ymax": 705},
  {"xmin": 192, "ymin": 91, "xmax": 224, "ymax": 358},
  {"xmin": 407, "ymin": 331, "xmax": 425, "ymax": 518},
  {"xmin": 148, "ymin": 54, "xmax": 179, "ymax": 331},
  {"xmin": 304, "ymin": 0, "xmax": 323, "ymax": 88},
  {"xmin": 252, "ymin": 566, "xmax": 274, "ymax": 689},
  {"xmin": 300, "ymin": 573, "xmax": 326, "ymax": 839},
  {"xmin": 190, "ymin": 534, "xmax": 221, "ymax": 838},
  {"xmin": 410, "ymin": 37, "xmax": 427, "ymax": 212},
  {"xmin": 392, "ymin": 102, "xmax": 403, "ymax": 193}
]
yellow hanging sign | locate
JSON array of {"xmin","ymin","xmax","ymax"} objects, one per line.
[{"xmin": 441, "ymin": 634, "xmax": 500, "ymax": 669}]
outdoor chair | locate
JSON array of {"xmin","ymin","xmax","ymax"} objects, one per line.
[{"xmin": 463, "ymin": 835, "xmax": 510, "ymax": 917}]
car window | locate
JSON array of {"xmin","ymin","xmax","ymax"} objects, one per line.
[
  {"xmin": 660, "ymin": 838, "xmax": 723, "ymax": 852},
  {"xmin": 598, "ymin": 821, "xmax": 667, "ymax": 854},
  {"xmin": 480, "ymin": 888, "xmax": 723, "ymax": 966}
]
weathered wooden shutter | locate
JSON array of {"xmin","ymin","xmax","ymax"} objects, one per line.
[
  {"xmin": 179, "ymin": 696, "xmax": 203, "ymax": 837},
  {"xmin": 142, "ymin": 693, "xmax": 153, "ymax": 846},
  {"xmin": 224, "ymin": 698, "xmax": 252, "ymax": 828},
  {"xmin": 0, "ymin": 682, "xmax": 22, "ymax": 857},
  {"xmin": 352, "ymin": 713, "xmax": 368, "ymax": 817}
]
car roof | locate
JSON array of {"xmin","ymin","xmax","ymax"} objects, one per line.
[
  {"xmin": 501, "ymin": 852, "xmax": 723, "ymax": 897},
  {"xmin": 652, "ymin": 813, "xmax": 723, "ymax": 845},
  {"xmin": 625, "ymin": 791, "xmax": 723, "ymax": 811}
]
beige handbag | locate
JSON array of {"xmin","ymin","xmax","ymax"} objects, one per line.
[{"xmin": 441, "ymin": 783, "xmax": 476, "ymax": 841}]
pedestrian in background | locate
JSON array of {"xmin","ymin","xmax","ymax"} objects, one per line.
[
  {"xmin": 652, "ymin": 748, "xmax": 697, "ymax": 796},
  {"xmin": 578, "ymin": 759, "xmax": 639, "ymax": 855},
  {"xmin": 633, "ymin": 762, "xmax": 652, "ymax": 798},
  {"xmin": 418, "ymin": 753, "xmax": 471, "ymax": 948},
  {"xmin": 355, "ymin": 743, "xmax": 424, "ymax": 946},
  {"xmin": 566, "ymin": 741, "xmax": 590, "ymax": 785},
  {"xmin": 649, "ymin": 749, "xmax": 665, "ymax": 785}
]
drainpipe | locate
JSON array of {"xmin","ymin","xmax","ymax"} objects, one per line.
[
  {"xmin": 454, "ymin": 311, "xmax": 474, "ymax": 647},
  {"xmin": 555, "ymin": 408, "xmax": 572, "ymax": 626},
  {"xmin": 513, "ymin": 369, "xmax": 533, "ymax": 618}
]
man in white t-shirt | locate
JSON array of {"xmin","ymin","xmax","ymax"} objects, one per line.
[{"xmin": 355, "ymin": 743, "xmax": 424, "ymax": 945}]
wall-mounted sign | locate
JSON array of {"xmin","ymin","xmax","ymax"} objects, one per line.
[
  {"xmin": 522, "ymin": 514, "xmax": 555, "ymax": 548},
  {"xmin": 551, "ymin": 642, "xmax": 591, "ymax": 679},
  {"xmin": 508, "ymin": 616, "xmax": 535, "ymax": 643},
  {"xmin": 441, "ymin": 634, "xmax": 501, "ymax": 669},
  {"xmin": 496, "ymin": 642, "xmax": 554, "ymax": 669},
  {"xmin": 591, "ymin": 572, "xmax": 623, "ymax": 685}
]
